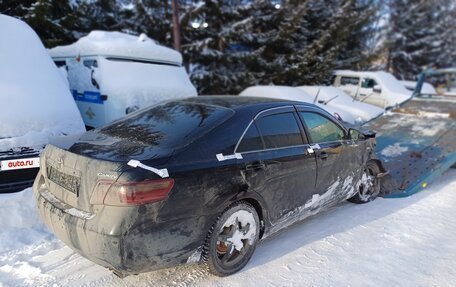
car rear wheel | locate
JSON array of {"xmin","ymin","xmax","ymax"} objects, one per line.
[
  {"xmin": 349, "ymin": 161, "xmax": 381, "ymax": 204},
  {"xmin": 202, "ymin": 202, "xmax": 260, "ymax": 276}
]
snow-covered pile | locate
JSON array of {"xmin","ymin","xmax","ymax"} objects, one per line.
[
  {"xmin": 0, "ymin": 188, "xmax": 50, "ymax": 253},
  {"xmin": 49, "ymin": 31, "xmax": 182, "ymax": 64},
  {"xmin": 298, "ymin": 86, "xmax": 384, "ymax": 123},
  {"xmin": 240, "ymin": 85, "xmax": 358, "ymax": 124},
  {"xmin": 0, "ymin": 15, "xmax": 85, "ymax": 151},
  {"xmin": 94, "ymin": 57, "xmax": 197, "ymax": 111}
]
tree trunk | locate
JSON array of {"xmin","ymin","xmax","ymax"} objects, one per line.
[{"xmin": 172, "ymin": 0, "xmax": 181, "ymax": 52}]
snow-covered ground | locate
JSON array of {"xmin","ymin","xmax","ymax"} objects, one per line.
[{"xmin": 1, "ymin": 169, "xmax": 456, "ymax": 287}]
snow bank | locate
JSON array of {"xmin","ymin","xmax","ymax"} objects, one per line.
[
  {"xmin": 298, "ymin": 86, "xmax": 384, "ymax": 123},
  {"xmin": 0, "ymin": 15, "xmax": 85, "ymax": 150},
  {"xmin": 0, "ymin": 188, "xmax": 50, "ymax": 253},
  {"xmin": 49, "ymin": 31, "xmax": 182, "ymax": 65},
  {"xmin": 240, "ymin": 85, "xmax": 358, "ymax": 124}
]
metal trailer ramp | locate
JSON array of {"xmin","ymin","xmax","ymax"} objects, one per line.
[{"xmin": 365, "ymin": 97, "xmax": 456, "ymax": 198}]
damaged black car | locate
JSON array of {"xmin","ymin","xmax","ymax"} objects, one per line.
[{"xmin": 33, "ymin": 96, "xmax": 385, "ymax": 277}]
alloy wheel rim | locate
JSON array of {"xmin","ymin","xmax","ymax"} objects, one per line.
[
  {"xmin": 215, "ymin": 210, "xmax": 256, "ymax": 268},
  {"xmin": 358, "ymin": 167, "xmax": 379, "ymax": 201}
]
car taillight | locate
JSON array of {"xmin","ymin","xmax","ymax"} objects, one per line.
[{"xmin": 90, "ymin": 179, "xmax": 174, "ymax": 206}]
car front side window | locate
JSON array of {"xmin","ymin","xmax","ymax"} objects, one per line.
[{"xmin": 299, "ymin": 112, "xmax": 345, "ymax": 143}]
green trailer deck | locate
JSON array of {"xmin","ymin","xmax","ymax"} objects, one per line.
[{"xmin": 365, "ymin": 96, "xmax": 456, "ymax": 198}]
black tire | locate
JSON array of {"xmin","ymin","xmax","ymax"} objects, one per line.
[
  {"xmin": 202, "ymin": 202, "xmax": 260, "ymax": 276},
  {"xmin": 348, "ymin": 161, "xmax": 381, "ymax": 204}
]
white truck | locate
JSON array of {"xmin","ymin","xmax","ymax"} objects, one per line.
[
  {"xmin": 0, "ymin": 14, "xmax": 85, "ymax": 192},
  {"xmin": 49, "ymin": 31, "xmax": 197, "ymax": 129},
  {"xmin": 332, "ymin": 70, "xmax": 412, "ymax": 109}
]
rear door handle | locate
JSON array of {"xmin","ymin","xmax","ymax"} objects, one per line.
[
  {"xmin": 245, "ymin": 161, "xmax": 266, "ymax": 171},
  {"xmin": 319, "ymin": 152, "xmax": 328, "ymax": 160}
]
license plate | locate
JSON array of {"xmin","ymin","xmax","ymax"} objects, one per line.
[
  {"xmin": 47, "ymin": 165, "xmax": 80, "ymax": 195},
  {"xmin": 0, "ymin": 157, "xmax": 40, "ymax": 171}
]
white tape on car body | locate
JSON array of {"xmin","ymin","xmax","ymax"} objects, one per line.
[
  {"xmin": 216, "ymin": 153, "xmax": 243, "ymax": 162},
  {"xmin": 127, "ymin": 159, "xmax": 169, "ymax": 178}
]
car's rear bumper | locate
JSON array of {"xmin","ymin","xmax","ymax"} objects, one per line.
[{"xmin": 33, "ymin": 178, "xmax": 211, "ymax": 275}]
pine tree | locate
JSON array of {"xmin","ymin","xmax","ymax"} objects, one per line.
[
  {"xmin": 1, "ymin": 0, "xmax": 78, "ymax": 47},
  {"xmin": 332, "ymin": 0, "xmax": 381, "ymax": 70},
  {"xmin": 385, "ymin": 0, "xmax": 456, "ymax": 80},
  {"xmin": 120, "ymin": 0, "xmax": 173, "ymax": 46},
  {"xmin": 72, "ymin": 0, "xmax": 126, "ymax": 37},
  {"xmin": 0, "ymin": 0, "xmax": 34, "ymax": 17},
  {"xmin": 182, "ymin": 0, "xmax": 381, "ymax": 94}
]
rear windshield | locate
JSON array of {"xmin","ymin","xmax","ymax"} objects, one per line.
[{"xmin": 100, "ymin": 101, "xmax": 234, "ymax": 148}]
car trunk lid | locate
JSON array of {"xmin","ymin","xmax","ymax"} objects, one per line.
[{"xmin": 41, "ymin": 144, "xmax": 124, "ymax": 213}]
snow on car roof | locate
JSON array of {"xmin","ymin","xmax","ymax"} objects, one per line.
[
  {"xmin": 0, "ymin": 14, "xmax": 85, "ymax": 150},
  {"xmin": 49, "ymin": 31, "xmax": 182, "ymax": 65},
  {"xmin": 240, "ymin": 85, "xmax": 315, "ymax": 102}
]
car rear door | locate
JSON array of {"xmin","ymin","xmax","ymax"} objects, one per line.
[
  {"xmin": 297, "ymin": 107, "xmax": 361, "ymax": 200},
  {"xmin": 235, "ymin": 107, "xmax": 317, "ymax": 224}
]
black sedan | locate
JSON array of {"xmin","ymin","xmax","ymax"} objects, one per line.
[{"xmin": 33, "ymin": 96, "xmax": 385, "ymax": 277}]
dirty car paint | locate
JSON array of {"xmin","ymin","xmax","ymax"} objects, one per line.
[{"xmin": 33, "ymin": 96, "xmax": 379, "ymax": 276}]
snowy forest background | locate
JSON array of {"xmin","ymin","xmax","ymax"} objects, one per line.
[{"xmin": 1, "ymin": 0, "xmax": 455, "ymax": 94}]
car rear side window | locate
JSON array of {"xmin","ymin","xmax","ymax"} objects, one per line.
[
  {"xmin": 300, "ymin": 112, "xmax": 345, "ymax": 143},
  {"xmin": 256, "ymin": 112, "xmax": 304, "ymax": 149},
  {"xmin": 237, "ymin": 123, "xmax": 264, "ymax": 152},
  {"xmin": 100, "ymin": 102, "xmax": 234, "ymax": 148}
]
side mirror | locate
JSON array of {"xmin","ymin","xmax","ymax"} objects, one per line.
[
  {"xmin": 373, "ymin": 85, "xmax": 382, "ymax": 93},
  {"xmin": 349, "ymin": 128, "xmax": 365, "ymax": 140}
]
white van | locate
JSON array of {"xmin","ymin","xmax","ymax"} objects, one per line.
[
  {"xmin": 49, "ymin": 31, "xmax": 197, "ymax": 129},
  {"xmin": 0, "ymin": 14, "xmax": 85, "ymax": 192},
  {"xmin": 332, "ymin": 70, "xmax": 412, "ymax": 109}
]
